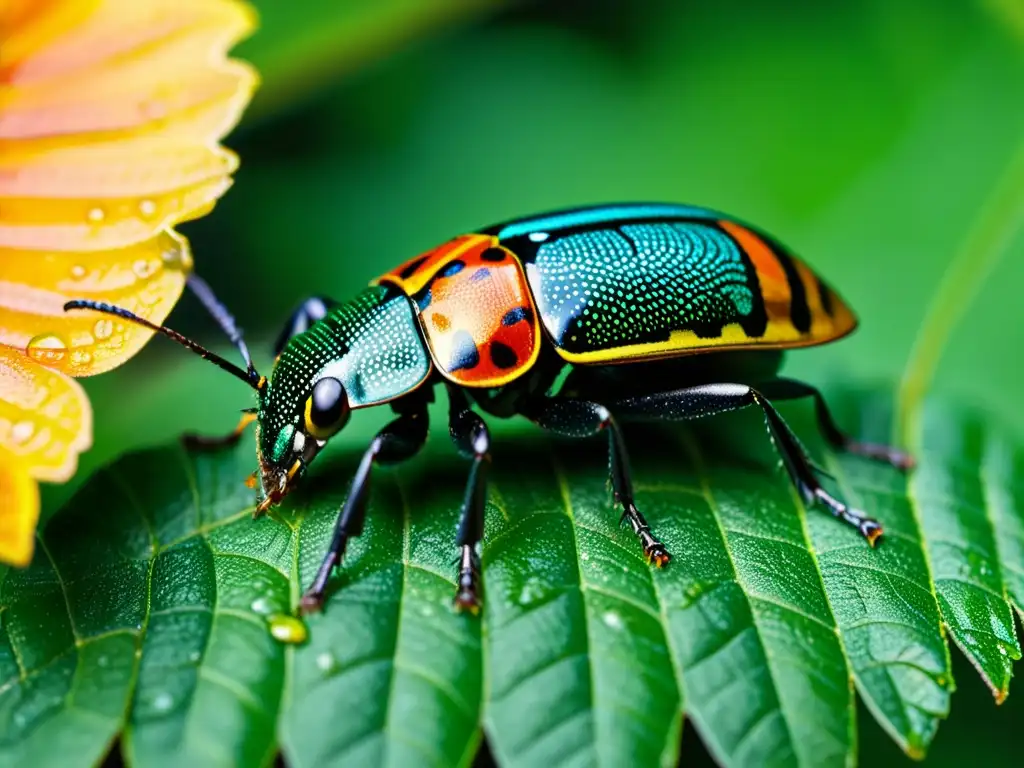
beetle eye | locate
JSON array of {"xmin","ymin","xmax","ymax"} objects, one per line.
[{"xmin": 303, "ymin": 377, "xmax": 349, "ymax": 439}]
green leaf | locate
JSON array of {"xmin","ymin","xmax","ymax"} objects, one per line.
[{"xmin": 2, "ymin": 390, "xmax": 1022, "ymax": 767}]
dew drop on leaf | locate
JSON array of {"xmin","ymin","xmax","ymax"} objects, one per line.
[
  {"xmin": 27, "ymin": 333, "xmax": 67, "ymax": 364},
  {"xmin": 516, "ymin": 577, "xmax": 548, "ymax": 607},
  {"xmin": 153, "ymin": 693, "xmax": 173, "ymax": 712},
  {"xmin": 602, "ymin": 611, "xmax": 624, "ymax": 631},
  {"xmin": 250, "ymin": 596, "xmax": 272, "ymax": 615},
  {"xmin": 269, "ymin": 614, "xmax": 308, "ymax": 645},
  {"xmin": 316, "ymin": 652, "xmax": 337, "ymax": 673}
]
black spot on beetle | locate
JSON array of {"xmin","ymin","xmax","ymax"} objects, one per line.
[
  {"xmin": 449, "ymin": 330, "xmax": 480, "ymax": 371},
  {"xmin": 440, "ymin": 260, "xmax": 466, "ymax": 278},
  {"xmin": 489, "ymin": 341, "xmax": 519, "ymax": 369},
  {"xmin": 470, "ymin": 268, "xmax": 491, "ymax": 282},
  {"xmin": 501, "ymin": 306, "xmax": 532, "ymax": 326},
  {"xmin": 481, "ymin": 248, "xmax": 506, "ymax": 262},
  {"xmin": 416, "ymin": 289, "xmax": 432, "ymax": 311},
  {"xmin": 399, "ymin": 256, "xmax": 427, "ymax": 279}
]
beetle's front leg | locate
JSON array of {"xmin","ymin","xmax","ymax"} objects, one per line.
[
  {"xmin": 447, "ymin": 386, "xmax": 491, "ymax": 614},
  {"xmin": 523, "ymin": 397, "xmax": 671, "ymax": 567},
  {"xmin": 299, "ymin": 403, "xmax": 429, "ymax": 614},
  {"xmin": 182, "ymin": 408, "xmax": 257, "ymax": 450}
]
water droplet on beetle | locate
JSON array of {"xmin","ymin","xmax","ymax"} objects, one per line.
[
  {"xmin": 139, "ymin": 199, "xmax": 157, "ymax": 217},
  {"xmin": 529, "ymin": 231, "xmax": 550, "ymax": 242},
  {"xmin": 93, "ymin": 318, "xmax": 113, "ymax": 340},
  {"xmin": 269, "ymin": 614, "xmax": 308, "ymax": 644},
  {"xmin": 27, "ymin": 333, "xmax": 67, "ymax": 364},
  {"xmin": 87, "ymin": 207, "xmax": 105, "ymax": 223}
]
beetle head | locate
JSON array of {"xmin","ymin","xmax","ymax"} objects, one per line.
[{"xmin": 254, "ymin": 366, "xmax": 351, "ymax": 513}]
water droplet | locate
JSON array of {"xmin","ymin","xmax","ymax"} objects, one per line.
[
  {"xmin": 139, "ymin": 199, "xmax": 157, "ymax": 217},
  {"xmin": 97, "ymin": 655, "xmax": 109, "ymax": 667},
  {"xmin": 250, "ymin": 597, "xmax": 272, "ymax": 615},
  {"xmin": 10, "ymin": 421, "xmax": 33, "ymax": 444},
  {"xmin": 420, "ymin": 603, "xmax": 435, "ymax": 617},
  {"xmin": 152, "ymin": 692, "xmax": 173, "ymax": 712},
  {"xmin": 26, "ymin": 333, "xmax": 67, "ymax": 364},
  {"xmin": 580, "ymin": 551, "xmax": 590, "ymax": 562},
  {"xmin": 70, "ymin": 349, "xmax": 92, "ymax": 365},
  {"xmin": 87, "ymin": 207, "xmax": 105, "ymax": 223},
  {"xmin": 999, "ymin": 645, "xmax": 1008, "ymax": 656},
  {"xmin": 188, "ymin": 650, "xmax": 201, "ymax": 663},
  {"xmin": 529, "ymin": 232, "xmax": 550, "ymax": 242},
  {"xmin": 93, "ymin": 318, "xmax": 114, "ymax": 340},
  {"xmin": 269, "ymin": 614, "xmax": 308, "ymax": 645},
  {"xmin": 602, "ymin": 611, "xmax": 624, "ymax": 630},
  {"xmin": 71, "ymin": 265, "xmax": 86, "ymax": 279},
  {"xmin": 133, "ymin": 259, "xmax": 156, "ymax": 278},
  {"xmin": 516, "ymin": 578, "xmax": 547, "ymax": 607},
  {"xmin": 316, "ymin": 652, "xmax": 337, "ymax": 673}
]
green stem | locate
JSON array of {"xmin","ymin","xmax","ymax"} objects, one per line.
[{"xmin": 896, "ymin": 139, "xmax": 1024, "ymax": 444}]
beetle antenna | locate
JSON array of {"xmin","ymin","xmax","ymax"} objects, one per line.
[
  {"xmin": 63, "ymin": 300, "xmax": 265, "ymax": 391},
  {"xmin": 186, "ymin": 274, "xmax": 257, "ymax": 380}
]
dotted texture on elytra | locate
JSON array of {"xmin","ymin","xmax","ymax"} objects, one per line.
[
  {"xmin": 526, "ymin": 223, "xmax": 758, "ymax": 354},
  {"xmin": 260, "ymin": 287, "xmax": 431, "ymax": 462}
]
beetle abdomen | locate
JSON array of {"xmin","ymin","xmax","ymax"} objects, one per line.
[{"xmin": 495, "ymin": 204, "xmax": 856, "ymax": 364}]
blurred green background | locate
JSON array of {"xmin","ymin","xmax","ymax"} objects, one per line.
[{"xmin": 59, "ymin": 0, "xmax": 1024, "ymax": 765}]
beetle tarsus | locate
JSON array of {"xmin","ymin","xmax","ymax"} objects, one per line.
[
  {"xmin": 453, "ymin": 545, "xmax": 482, "ymax": 614},
  {"xmin": 298, "ymin": 591, "xmax": 325, "ymax": 615},
  {"xmin": 620, "ymin": 502, "xmax": 672, "ymax": 568},
  {"xmin": 812, "ymin": 487, "xmax": 882, "ymax": 545}
]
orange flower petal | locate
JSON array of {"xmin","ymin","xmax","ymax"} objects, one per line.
[
  {"xmin": 0, "ymin": 344, "xmax": 92, "ymax": 482},
  {"xmin": 0, "ymin": 451, "xmax": 39, "ymax": 567},
  {"xmin": 0, "ymin": 232, "xmax": 191, "ymax": 375}
]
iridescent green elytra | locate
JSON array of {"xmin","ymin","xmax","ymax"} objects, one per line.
[{"xmin": 66, "ymin": 203, "xmax": 914, "ymax": 615}]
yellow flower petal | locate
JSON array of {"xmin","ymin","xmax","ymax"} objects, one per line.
[
  {"xmin": 0, "ymin": 451, "xmax": 39, "ymax": 567},
  {"xmin": 0, "ymin": 232, "xmax": 191, "ymax": 375},
  {"xmin": 0, "ymin": 344, "xmax": 91, "ymax": 482}
]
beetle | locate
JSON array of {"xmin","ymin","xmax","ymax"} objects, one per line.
[{"xmin": 66, "ymin": 202, "xmax": 913, "ymax": 615}]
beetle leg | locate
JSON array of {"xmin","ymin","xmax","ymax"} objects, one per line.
[
  {"xmin": 447, "ymin": 386, "xmax": 491, "ymax": 614},
  {"xmin": 523, "ymin": 398, "xmax": 672, "ymax": 567},
  {"xmin": 612, "ymin": 383, "xmax": 883, "ymax": 545},
  {"xmin": 755, "ymin": 378, "xmax": 915, "ymax": 470},
  {"xmin": 298, "ymin": 403, "xmax": 429, "ymax": 615},
  {"xmin": 273, "ymin": 296, "xmax": 338, "ymax": 357},
  {"xmin": 182, "ymin": 408, "xmax": 257, "ymax": 450}
]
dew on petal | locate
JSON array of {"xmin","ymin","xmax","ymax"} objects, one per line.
[
  {"xmin": 139, "ymin": 199, "xmax": 157, "ymax": 218},
  {"xmin": 87, "ymin": 207, "xmax": 105, "ymax": 223},
  {"xmin": 93, "ymin": 319, "xmax": 114, "ymax": 340},
  {"xmin": 71, "ymin": 265, "xmax": 87, "ymax": 279},
  {"xmin": 26, "ymin": 334, "xmax": 68, "ymax": 364},
  {"xmin": 133, "ymin": 259, "xmax": 156, "ymax": 278},
  {"xmin": 10, "ymin": 421, "xmax": 34, "ymax": 445},
  {"xmin": 70, "ymin": 350, "xmax": 92, "ymax": 366}
]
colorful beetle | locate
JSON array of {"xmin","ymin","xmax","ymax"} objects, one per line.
[{"xmin": 67, "ymin": 203, "xmax": 912, "ymax": 614}]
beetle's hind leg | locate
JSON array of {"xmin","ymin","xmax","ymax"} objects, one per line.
[
  {"xmin": 523, "ymin": 398, "xmax": 672, "ymax": 567},
  {"xmin": 612, "ymin": 384, "xmax": 883, "ymax": 545},
  {"xmin": 757, "ymin": 378, "xmax": 914, "ymax": 470},
  {"xmin": 447, "ymin": 387, "xmax": 491, "ymax": 613}
]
